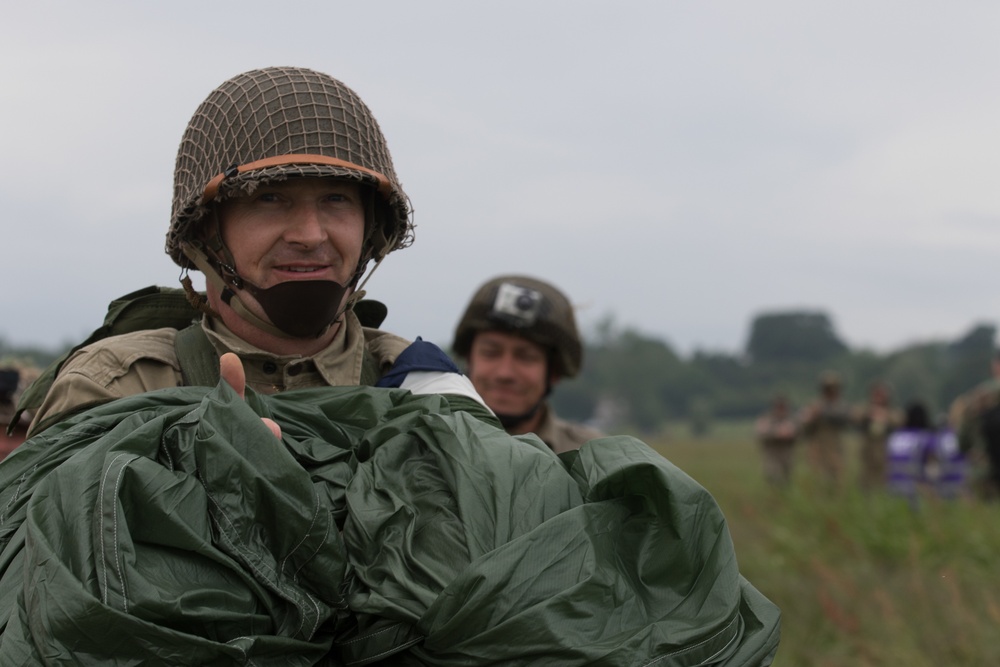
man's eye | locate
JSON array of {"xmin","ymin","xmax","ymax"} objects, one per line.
[
  {"xmin": 517, "ymin": 351, "xmax": 544, "ymax": 363},
  {"xmin": 256, "ymin": 192, "xmax": 281, "ymax": 203}
]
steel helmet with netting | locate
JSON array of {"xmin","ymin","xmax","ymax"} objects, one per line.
[
  {"xmin": 452, "ymin": 275, "xmax": 583, "ymax": 378},
  {"xmin": 166, "ymin": 66, "xmax": 412, "ymax": 270}
]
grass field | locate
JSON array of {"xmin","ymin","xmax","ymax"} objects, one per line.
[{"xmin": 648, "ymin": 424, "xmax": 1000, "ymax": 667}]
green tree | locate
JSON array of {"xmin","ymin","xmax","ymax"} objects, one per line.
[
  {"xmin": 939, "ymin": 323, "xmax": 995, "ymax": 406},
  {"xmin": 883, "ymin": 346, "xmax": 941, "ymax": 414},
  {"xmin": 0, "ymin": 336, "xmax": 67, "ymax": 369},
  {"xmin": 745, "ymin": 311, "xmax": 847, "ymax": 364},
  {"xmin": 568, "ymin": 312, "xmax": 996, "ymax": 431},
  {"xmin": 582, "ymin": 317, "xmax": 684, "ymax": 433},
  {"xmin": 549, "ymin": 377, "xmax": 599, "ymax": 424},
  {"xmin": 688, "ymin": 397, "xmax": 713, "ymax": 438}
]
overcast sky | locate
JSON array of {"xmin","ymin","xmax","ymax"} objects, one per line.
[{"xmin": 3, "ymin": 1, "xmax": 999, "ymax": 356}]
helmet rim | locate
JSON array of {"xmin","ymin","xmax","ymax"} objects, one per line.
[
  {"xmin": 166, "ymin": 66, "xmax": 413, "ymax": 269},
  {"xmin": 453, "ymin": 275, "xmax": 583, "ymax": 378}
]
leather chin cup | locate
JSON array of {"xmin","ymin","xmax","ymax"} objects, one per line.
[
  {"xmin": 230, "ymin": 279, "xmax": 349, "ymax": 339},
  {"xmin": 179, "ymin": 239, "xmax": 355, "ymax": 340}
]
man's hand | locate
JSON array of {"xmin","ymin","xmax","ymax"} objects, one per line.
[{"xmin": 220, "ymin": 352, "xmax": 282, "ymax": 439}]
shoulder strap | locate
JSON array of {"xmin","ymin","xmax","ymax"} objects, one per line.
[
  {"xmin": 359, "ymin": 346, "xmax": 382, "ymax": 386},
  {"xmin": 11, "ymin": 286, "xmax": 202, "ymax": 434},
  {"xmin": 12, "ymin": 289, "xmax": 386, "ymax": 435},
  {"xmin": 355, "ymin": 299, "xmax": 388, "ymax": 386},
  {"xmin": 174, "ymin": 324, "xmax": 221, "ymax": 387}
]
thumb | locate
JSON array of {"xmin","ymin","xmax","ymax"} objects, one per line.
[
  {"xmin": 261, "ymin": 418, "xmax": 282, "ymax": 439},
  {"xmin": 219, "ymin": 352, "xmax": 246, "ymax": 400}
]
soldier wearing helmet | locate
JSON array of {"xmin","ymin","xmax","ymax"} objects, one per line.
[
  {"xmin": 452, "ymin": 275, "xmax": 603, "ymax": 454},
  {"xmin": 31, "ymin": 67, "xmax": 481, "ymax": 435},
  {"xmin": 799, "ymin": 369, "xmax": 852, "ymax": 488},
  {"xmin": 853, "ymin": 380, "xmax": 903, "ymax": 493}
]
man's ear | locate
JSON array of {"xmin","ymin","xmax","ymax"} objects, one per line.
[{"xmin": 200, "ymin": 207, "xmax": 227, "ymax": 252}]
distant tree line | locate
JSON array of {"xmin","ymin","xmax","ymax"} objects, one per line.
[
  {"xmin": 3, "ymin": 310, "xmax": 995, "ymax": 438},
  {"xmin": 0, "ymin": 337, "xmax": 64, "ymax": 369},
  {"xmin": 552, "ymin": 311, "xmax": 997, "ymax": 435}
]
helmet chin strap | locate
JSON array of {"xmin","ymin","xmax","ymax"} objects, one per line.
[
  {"xmin": 494, "ymin": 402, "xmax": 545, "ymax": 431},
  {"xmin": 180, "ymin": 240, "xmax": 367, "ymax": 340},
  {"xmin": 490, "ymin": 380, "xmax": 554, "ymax": 432}
]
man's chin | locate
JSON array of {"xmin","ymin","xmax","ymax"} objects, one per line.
[{"xmin": 484, "ymin": 397, "xmax": 531, "ymax": 415}]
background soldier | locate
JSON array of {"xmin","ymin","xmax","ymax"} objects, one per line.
[
  {"xmin": 950, "ymin": 351, "xmax": 1000, "ymax": 500},
  {"xmin": 755, "ymin": 394, "xmax": 798, "ymax": 487},
  {"xmin": 452, "ymin": 275, "xmax": 602, "ymax": 453},
  {"xmin": 800, "ymin": 370, "xmax": 852, "ymax": 489},
  {"xmin": 854, "ymin": 380, "xmax": 903, "ymax": 492}
]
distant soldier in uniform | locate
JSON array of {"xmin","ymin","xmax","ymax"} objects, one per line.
[
  {"xmin": 853, "ymin": 380, "xmax": 903, "ymax": 493},
  {"xmin": 799, "ymin": 370, "xmax": 852, "ymax": 488},
  {"xmin": 754, "ymin": 394, "xmax": 798, "ymax": 487},
  {"xmin": 0, "ymin": 365, "xmax": 39, "ymax": 460},
  {"xmin": 452, "ymin": 275, "xmax": 603, "ymax": 454},
  {"xmin": 950, "ymin": 351, "xmax": 1000, "ymax": 500}
]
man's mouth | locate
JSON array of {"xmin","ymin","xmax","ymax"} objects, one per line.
[
  {"xmin": 486, "ymin": 385, "xmax": 522, "ymax": 399},
  {"xmin": 274, "ymin": 264, "xmax": 331, "ymax": 277}
]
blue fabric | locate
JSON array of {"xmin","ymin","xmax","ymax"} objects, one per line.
[{"xmin": 376, "ymin": 337, "xmax": 461, "ymax": 389}]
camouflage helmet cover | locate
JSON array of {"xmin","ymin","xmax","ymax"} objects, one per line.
[
  {"xmin": 166, "ymin": 66, "xmax": 413, "ymax": 268},
  {"xmin": 453, "ymin": 275, "xmax": 583, "ymax": 378}
]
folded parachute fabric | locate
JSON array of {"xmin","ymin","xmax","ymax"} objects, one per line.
[{"xmin": 0, "ymin": 381, "xmax": 779, "ymax": 665}]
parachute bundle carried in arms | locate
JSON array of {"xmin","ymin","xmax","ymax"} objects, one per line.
[{"xmin": 0, "ymin": 381, "xmax": 780, "ymax": 665}]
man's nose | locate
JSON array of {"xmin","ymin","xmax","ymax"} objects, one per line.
[
  {"xmin": 493, "ymin": 353, "xmax": 518, "ymax": 378},
  {"xmin": 283, "ymin": 205, "xmax": 326, "ymax": 246}
]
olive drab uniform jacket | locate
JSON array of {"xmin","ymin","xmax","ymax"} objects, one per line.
[
  {"xmin": 800, "ymin": 398, "xmax": 852, "ymax": 487},
  {"xmin": 950, "ymin": 377, "xmax": 1000, "ymax": 499},
  {"xmin": 755, "ymin": 410, "xmax": 798, "ymax": 487},
  {"xmin": 29, "ymin": 311, "xmax": 410, "ymax": 437},
  {"xmin": 854, "ymin": 403, "xmax": 903, "ymax": 492},
  {"xmin": 533, "ymin": 402, "xmax": 604, "ymax": 455}
]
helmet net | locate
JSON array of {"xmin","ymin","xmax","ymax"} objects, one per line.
[{"xmin": 167, "ymin": 66, "xmax": 412, "ymax": 268}]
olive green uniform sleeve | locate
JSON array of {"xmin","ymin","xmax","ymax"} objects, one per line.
[
  {"xmin": 28, "ymin": 328, "xmax": 182, "ymax": 436},
  {"xmin": 535, "ymin": 403, "xmax": 605, "ymax": 454},
  {"xmin": 361, "ymin": 326, "xmax": 411, "ymax": 375},
  {"xmin": 30, "ymin": 314, "xmax": 412, "ymax": 438}
]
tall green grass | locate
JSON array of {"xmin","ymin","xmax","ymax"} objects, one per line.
[{"xmin": 651, "ymin": 426, "xmax": 1000, "ymax": 667}]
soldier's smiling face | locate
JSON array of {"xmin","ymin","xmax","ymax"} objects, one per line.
[
  {"xmin": 219, "ymin": 178, "xmax": 365, "ymax": 289},
  {"xmin": 467, "ymin": 330, "xmax": 551, "ymax": 417},
  {"xmin": 207, "ymin": 177, "xmax": 366, "ymax": 323}
]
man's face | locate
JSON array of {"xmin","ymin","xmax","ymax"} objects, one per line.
[
  {"xmin": 467, "ymin": 330, "xmax": 552, "ymax": 417},
  {"xmin": 212, "ymin": 177, "xmax": 365, "ymax": 319}
]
